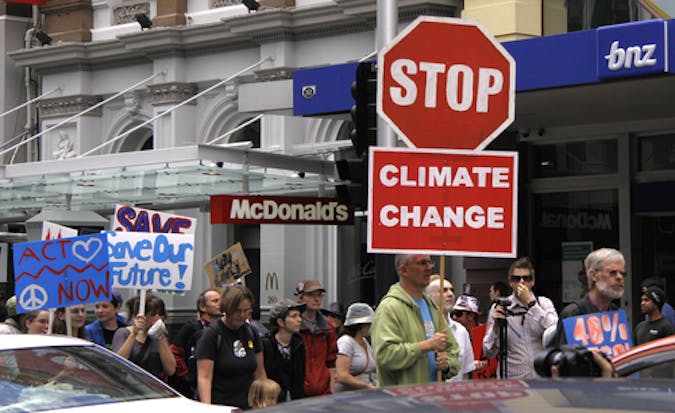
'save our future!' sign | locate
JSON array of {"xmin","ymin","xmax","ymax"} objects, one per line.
[
  {"xmin": 13, "ymin": 231, "xmax": 194, "ymax": 313},
  {"xmin": 367, "ymin": 147, "xmax": 517, "ymax": 257}
]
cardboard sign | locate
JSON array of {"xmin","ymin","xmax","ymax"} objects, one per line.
[
  {"xmin": 111, "ymin": 204, "xmax": 196, "ymax": 234},
  {"xmin": 13, "ymin": 233, "xmax": 111, "ymax": 313},
  {"xmin": 42, "ymin": 221, "xmax": 78, "ymax": 240},
  {"xmin": 368, "ymin": 147, "xmax": 518, "ymax": 257},
  {"xmin": 108, "ymin": 231, "xmax": 195, "ymax": 291},
  {"xmin": 205, "ymin": 242, "xmax": 252, "ymax": 290},
  {"xmin": 563, "ymin": 310, "xmax": 633, "ymax": 357}
]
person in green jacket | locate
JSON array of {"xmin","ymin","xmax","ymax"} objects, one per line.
[{"xmin": 371, "ymin": 254, "xmax": 461, "ymax": 387}]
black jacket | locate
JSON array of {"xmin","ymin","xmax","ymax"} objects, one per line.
[{"xmin": 262, "ymin": 330, "xmax": 306, "ymax": 402}]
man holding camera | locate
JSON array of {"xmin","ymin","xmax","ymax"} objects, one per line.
[{"xmin": 483, "ymin": 257, "xmax": 559, "ymax": 379}]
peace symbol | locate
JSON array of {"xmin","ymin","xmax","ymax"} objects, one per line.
[{"xmin": 19, "ymin": 284, "xmax": 48, "ymax": 311}]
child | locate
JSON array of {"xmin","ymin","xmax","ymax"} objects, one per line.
[{"xmin": 248, "ymin": 378, "xmax": 281, "ymax": 409}]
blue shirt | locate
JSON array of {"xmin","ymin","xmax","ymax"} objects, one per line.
[{"xmin": 414, "ymin": 297, "xmax": 437, "ymax": 382}]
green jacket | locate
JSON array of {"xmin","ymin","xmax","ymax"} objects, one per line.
[{"xmin": 371, "ymin": 283, "xmax": 460, "ymax": 387}]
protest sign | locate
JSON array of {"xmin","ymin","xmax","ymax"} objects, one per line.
[
  {"xmin": 111, "ymin": 204, "xmax": 196, "ymax": 234},
  {"xmin": 205, "ymin": 242, "xmax": 252, "ymax": 290},
  {"xmin": 42, "ymin": 221, "xmax": 78, "ymax": 240},
  {"xmin": 13, "ymin": 233, "xmax": 111, "ymax": 313},
  {"xmin": 563, "ymin": 310, "xmax": 633, "ymax": 357},
  {"xmin": 108, "ymin": 231, "xmax": 195, "ymax": 291}
]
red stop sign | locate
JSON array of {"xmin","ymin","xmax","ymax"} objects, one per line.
[{"xmin": 377, "ymin": 16, "xmax": 515, "ymax": 150}]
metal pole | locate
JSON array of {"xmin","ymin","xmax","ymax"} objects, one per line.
[{"xmin": 376, "ymin": 0, "xmax": 397, "ymax": 148}]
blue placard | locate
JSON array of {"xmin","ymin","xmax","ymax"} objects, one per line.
[
  {"xmin": 597, "ymin": 19, "xmax": 667, "ymax": 80},
  {"xmin": 562, "ymin": 310, "xmax": 633, "ymax": 358},
  {"xmin": 13, "ymin": 233, "xmax": 110, "ymax": 313}
]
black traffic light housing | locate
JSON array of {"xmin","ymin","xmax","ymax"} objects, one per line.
[
  {"xmin": 335, "ymin": 157, "xmax": 368, "ymax": 210},
  {"xmin": 350, "ymin": 61, "xmax": 377, "ymax": 158}
]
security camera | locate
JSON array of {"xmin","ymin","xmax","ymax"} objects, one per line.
[
  {"xmin": 537, "ymin": 128, "xmax": 546, "ymax": 137},
  {"xmin": 520, "ymin": 128, "xmax": 531, "ymax": 138}
]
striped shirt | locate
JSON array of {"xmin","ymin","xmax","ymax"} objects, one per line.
[{"xmin": 482, "ymin": 294, "xmax": 558, "ymax": 379}]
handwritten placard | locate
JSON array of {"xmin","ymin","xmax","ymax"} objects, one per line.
[
  {"xmin": 42, "ymin": 221, "xmax": 78, "ymax": 240},
  {"xmin": 204, "ymin": 242, "xmax": 252, "ymax": 290},
  {"xmin": 13, "ymin": 233, "xmax": 110, "ymax": 313},
  {"xmin": 563, "ymin": 310, "xmax": 633, "ymax": 357},
  {"xmin": 111, "ymin": 204, "xmax": 196, "ymax": 234},
  {"xmin": 108, "ymin": 231, "xmax": 194, "ymax": 291}
]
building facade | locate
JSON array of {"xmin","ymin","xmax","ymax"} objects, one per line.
[{"xmin": 1, "ymin": 1, "xmax": 671, "ymax": 330}]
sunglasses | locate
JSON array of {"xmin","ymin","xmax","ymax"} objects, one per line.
[
  {"xmin": 451, "ymin": 310, "xmax": 468, "ymax": 318},
  {"xmin": 510, "ymin": 274, "xmax": 533, "ymax": 283}
]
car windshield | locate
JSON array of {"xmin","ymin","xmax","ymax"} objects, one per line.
[{"xmin": 0, "ymin": 345, "xmax": 176, "ymax": 412}]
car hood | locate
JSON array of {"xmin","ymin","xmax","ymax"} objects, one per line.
[
  {"xmin": 257, "ymin": 379, "xmax": 674, "ymax": 413},
  {"xmin": 9, "ymin": 396, "xmax": 238, "ymax": 413}
]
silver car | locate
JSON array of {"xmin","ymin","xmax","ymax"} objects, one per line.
[{"xmin": 0, "ymin": 334, "xmax": 237, "ymax": 412}]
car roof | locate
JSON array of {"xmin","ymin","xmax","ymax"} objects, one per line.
[
  {"xmin": 0, "ymin": 333, "xmax": 93, "ymax": 350},
  {"xmin": 258, "ymin": 379, "xmax": 674, "ymax": 413},
  {"xmin": 612, "ymin": 335, "xmax": 675, "ymax": 366}
]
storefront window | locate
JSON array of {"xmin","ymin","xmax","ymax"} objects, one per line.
[
  {"xmin": 638, "ymin": 132, "xmax": 675, "ymax": 172},
  {"xmin": 533, "ymin": 139, "xmax": 618, "ymax": 178},
  {"xmin": 533, "ymin": 190, "xmax": 619, "ymax": 308}
]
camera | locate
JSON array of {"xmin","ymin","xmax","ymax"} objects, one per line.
[
  {"xmin": 534, "ymin": 345, "xmax": 603, "ymax": 377},
  {"xmin": 494, "ymin": 297, "xmax": 512, "ymax": 307}
]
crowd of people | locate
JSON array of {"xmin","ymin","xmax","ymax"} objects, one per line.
[{"xmin": 1, "ymin": 248, "xmax": 674, "ymax": 410}]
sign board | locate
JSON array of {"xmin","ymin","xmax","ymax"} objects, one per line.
[
  {"xmin": 42, "ymin": 221, "xmax": 78, "ymax": 240},
  {"xmin": 204, "ymin": 242, "xmax": 252, "ymax": 290},
  {"xmin": 108, "ymin": 231, "xmax": 195, "ymax": 291},
  {"xmin": 563, "ymin": 310, "xmax": 632, "ymax": 358},
  {"xmin": 378, "ymin": 16, "xmax": 515, "ymax": 150},
  {"xmin": 13, "ymin": 233, "xmax": 111, "ymax": 313},
  {"xmin": 111, "ymin": 204, "xmax": 196, "ymax": 234},
  {"xmin": 0, "ymin": 243, "xmax": 8, "ymax": 283},
  {"xmin": 367, "ymin": 147, "xmax": 517, "ymax": 257},
  {"xmin": 210, "ymin": 195, "xmax": 354, "ymax": 225}
]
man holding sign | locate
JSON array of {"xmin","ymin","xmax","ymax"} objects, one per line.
[{"xmin": 552, "ymin": 248, "xmax": 627, "ymax": 349}]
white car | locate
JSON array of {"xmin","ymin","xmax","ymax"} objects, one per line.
[{"xmin": 0, "ymin": 334, "xmax": 238, "ymax": 412}]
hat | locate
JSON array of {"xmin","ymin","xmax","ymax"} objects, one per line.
[
  {"xmin": 643, "ymin": 286, "xmax": 666, "ymax": 311},
  {"xmin": 320, "ymin": 302, "xmax": 345, "ymax": 319},
  {"xmin": 453, "ymin": 294, "xmax": 480, "ymax": 314},
  {"xmin": 269, "ymin": 299, "xmax": 306, "ymax": 324},
  {"xmin": 295, "ymin": 279, "xmax": 326, "ymax": 295},
  {"xmin": 344, "ymin": 302, "xmax": 374, "ymax": 326}
]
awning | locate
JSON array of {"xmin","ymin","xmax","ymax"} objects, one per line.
[{"xmin": 0, "ymin": 144, "xmax": 340, "ymax": 220}]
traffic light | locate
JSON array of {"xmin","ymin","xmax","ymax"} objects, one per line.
[
  {"xmin": 335, "ymin": 157, "xmax": 368, "ymax": 210},
  {"xmin": 350, "ymin": 61, "xmax": 377, "ymax": 157}
]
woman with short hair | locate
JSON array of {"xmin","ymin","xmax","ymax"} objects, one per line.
[{"xmin": 196, "ymin": 285, "xmax": 266, "ymax": 409}]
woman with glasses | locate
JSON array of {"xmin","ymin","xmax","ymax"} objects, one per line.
[
  {"xmin": 52, "ymin": 305, "xmax": 87, "ymax": 338},
  {"xmin": 112, "ymin": 293, "xmax": 176, "ymax": 381},
  {"xmin": 196, "ymin": 284, "xmax": 266, "ymax": 409}
]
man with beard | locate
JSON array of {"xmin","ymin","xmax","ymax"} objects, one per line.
[
  {"xmin": 552, "ymin": 248, "xmax": 626, "ymax": 347},
  {"xmin": 170, "ymin": 288, "xmax": 222, "ymax": 397}
]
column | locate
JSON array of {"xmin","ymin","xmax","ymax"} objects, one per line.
[
  {"xmin": 41, "ymin": 0, "xmax": 93, "ymax": 43},
  {"xmin": 462, "ymin": 0, "xmax": 566, "ymax": 41},
  {"xmin": 36, "ymin": 94, "xmax": 103, "ymax": 159},
  {"xmin": 147, "ymin": 82, "xmax": 198, "ymax": 148},
  {"xmin": 154, "ymin": 0, "xmax": 187, "ymax": 27}
]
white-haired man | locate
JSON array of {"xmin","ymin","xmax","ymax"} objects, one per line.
[
  {"xmin": 552, "ymin": 248, "xmax": 626, "ymax": 347},
  {"xmin": 425, "ymin": 275, "xmax": 474, "ymax": 380}
]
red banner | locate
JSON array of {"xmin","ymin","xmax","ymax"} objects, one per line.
[
  {"xmin": 367, "ymin": 147, "xmax": 518, "ymax": 257},
  {"xmin": 210, "ymin": 195, "xmax": 354, "ymax": 225},
  {"xmin": 2, "ymin": 1, "xmax": 46, "ymax": 5}
]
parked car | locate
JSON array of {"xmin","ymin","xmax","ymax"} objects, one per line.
[
  {"xmin": 0, "ymin": 334, "xmax": 237, "ymax": 412},
  {"xmin": 256, "ymin": 378, "xmax": 674, "ymax": 413},
  {"xmin": 613, "ymin": 335, "xmax": 675, "ymax": 379}
]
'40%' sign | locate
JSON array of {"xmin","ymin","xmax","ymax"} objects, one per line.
[{"xmin": 562, "ymin": 310, "xmax": 632, "ymax": 357}]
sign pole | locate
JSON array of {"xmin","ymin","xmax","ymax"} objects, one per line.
[
  {"xmin": 437, "ymin": 255, "xmax": 445, "ymax": 382},
  {"xmin": 376, "ymin": 0, "xmax": 397, "ymax": 148}
]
